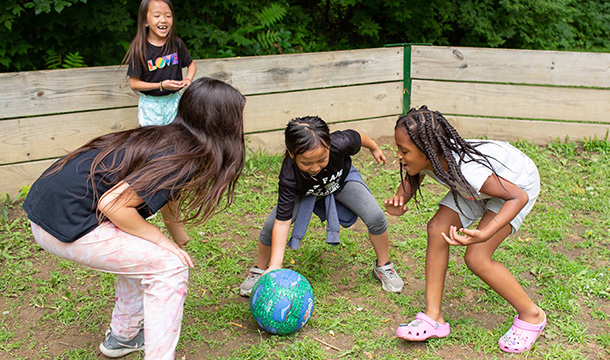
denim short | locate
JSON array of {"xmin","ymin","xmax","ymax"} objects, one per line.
[{"xmin": 138, "ymin": 92, "xmax": 181, "ymax": 126}]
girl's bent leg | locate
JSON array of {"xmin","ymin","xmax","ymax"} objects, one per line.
[
  {"xmin": 334, "ymin": 181, "xmax": 389, "ymax": 264},
  {"xmin": 31, "ymin": 221, "xmax": 189, "ymax": 360},
  {"xmin": 463, "ymin": 212, "xmax": 545, "ymax": 325},
  {"xmin": 425, "ymin": 206, "xmax": 462, "ymax": 323},
  {"xmin": 111, "ymin": 276, "xmax": 145, "ymax": 339}
]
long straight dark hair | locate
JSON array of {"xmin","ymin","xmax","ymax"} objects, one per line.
[
  {"xmin": 122, "ymin": 0, "xmax": 181, "ymax": 72},
  {"xmin": 49, "ymin": 77, "xmax": 246, "ymax": 225}
]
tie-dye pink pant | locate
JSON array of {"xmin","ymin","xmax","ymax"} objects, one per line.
[{"xmin": 30, "ymin": 221, "xmax": 189, "ymax": 360}]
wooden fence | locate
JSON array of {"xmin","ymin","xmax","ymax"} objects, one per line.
[
  {"xmin": 0, "ymin": 47, "xmax": 403, "ymax": 197},
  {"xmin": 409, "ymin": 45, "xmax": 610, "ymax": 144},
  {"xmin": 1, "ymin": 45, "xmax": 609, "ymax": 197}
]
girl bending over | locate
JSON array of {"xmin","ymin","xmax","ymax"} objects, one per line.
[
  {"xmin": 240, "ymin": 116, "xmax": 404, "ymax": 296},
  {"xmin": 23, "ymin": 78, "xmax": 244, "ymax": 359},
  {"xmin": 385, "ymin": 106, "xmax": 545, "ymax": 353}
]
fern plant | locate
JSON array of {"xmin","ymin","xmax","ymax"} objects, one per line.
[
  {"xmin": 44, "ymin": 49, "xmax": 86, "ymax": 69},
  {"xmin": 226, "ymin": 2, "xmax": 292, "ymax": 56}
]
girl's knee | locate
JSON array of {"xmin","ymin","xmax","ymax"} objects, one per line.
[
  {"xmin": 366, "ymin": 212, "xmax": 387, "ymax": 235},
  {"xmin": 464, "ymin": 251, "xmax": 491, "ymax": 274},
  {"xmin": 427, "ymin": 216, "xmax": 448, "ymax": 238}
]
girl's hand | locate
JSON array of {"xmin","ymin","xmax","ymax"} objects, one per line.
[
  {"xmin": 383, "ymin": 196, "xmax": 408, "ymax": 216},
  {"xmin": 173, "ymin": 235, "xmax": 190, "ymax": 248},
  {"xmin": 155, "ymin": 236, "xmax": 195, "ymax": 268},
  {"xmin": 180, "ymin": 78, "xmax": 192, "ymax": 88},
  {"xmin": 263, "ymin": 264, "xmax": 282, "ymax": 275},
  {"xmin": 161, "ymin": 80, "xmax": 185, "ymax": 91},
  {"xmin": 370, "ymin": 147, "xmax": 387, "ymax": 165},
  {"xmin": 441, "ymin": 226, "xmax": 488, "ymax": 246}
]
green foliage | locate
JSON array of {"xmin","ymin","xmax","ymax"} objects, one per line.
[
  {"xmin": 1, "ymin": 0, "xmax": 609, "ymax": 72},
  {"xmin": 44, "ymin": 49, "xmax": 87, "ymax": 69},
  {"xmin": 583, "ymin": 131, "xmax": 610, "ymax": 153}
]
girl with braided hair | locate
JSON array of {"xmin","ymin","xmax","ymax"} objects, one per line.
[{"xmin": 384, "ymin": 106, "xmax": 546, "ymax": 353}]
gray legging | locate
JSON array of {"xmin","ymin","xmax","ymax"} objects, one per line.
[{"xmin": 259, "ymin": 181, "xmax": 388, "ymax": 246}]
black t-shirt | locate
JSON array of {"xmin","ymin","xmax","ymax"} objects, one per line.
[
  {"xmin": 127, "ymin": 39, "xmax": 193, "ymax": 96},
  {"xmin": 276, "ymin": 130, "xmax": 361, "ymax": 221},
  {"xmin": 23, "ymin": 148, "xmax": 184, "ymax": 243}
]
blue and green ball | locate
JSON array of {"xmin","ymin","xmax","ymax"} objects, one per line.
[{"xmin": 250, "ymin": 269, "xmax": 314, "ymax": 335}]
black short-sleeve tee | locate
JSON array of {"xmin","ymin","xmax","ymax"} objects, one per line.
[
  {"xmin": 275, "ymin": 130, "xmax": 361, "ymax": 221},
  {"xmin": 23, "ymin": 148, "xmax": 184, "ymax": 243},
  {"xmin": 127, "ymin": 39, "xmax": 193, "ymax": 96}
]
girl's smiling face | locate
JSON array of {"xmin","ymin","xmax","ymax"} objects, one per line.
[
  {"xmin": 146, "ymin": 0, "xmax": 173, "ymax": 45},
  {"xmin": 291, "ymin": 144, "xmax": 330, "ymax": 176},
  {"xmin": 394, "ymin": 128, "xmax": 432, "ymax": 176}
]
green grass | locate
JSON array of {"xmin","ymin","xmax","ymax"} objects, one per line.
[{"xmin": 1, "ymin": 137, "xmax": 610, "ymax": 359}]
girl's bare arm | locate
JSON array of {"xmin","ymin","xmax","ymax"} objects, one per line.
[{"xmin": 98, "ymin": 181, "xmax": 193, "ymax": 267}]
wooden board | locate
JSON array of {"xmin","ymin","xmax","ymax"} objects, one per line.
[
  {"xmin": 447, "ymin": 116, "xmax": 610, "ymax": 145},
  {"xmin": 412, "ymin": 46, "xmax": 610, "ymax": 88},
  {"xmin": 1, "ymin": 82, "xmax": 401, "ymax": 164},
  {"xmin": 0, "ymin": 108, "xmax": 138, "ymax": 165},
  {"xmin": 1, "ymin": 116, "xmax": 400, "ymax": 197},
  {"xmin": 0, "ymin": 67, "xmax": 138, "ymax": 119},
  {"xmin": 0, "ymin": 159, "xmax": 55, "ymax": 199},
  {"xmin": 246, "ymin": 116, "xmax": 399, "ymax": 154},
  {"xmin": 195, "ymin": 47, "xmax": 403, "ymax": 95},
  {"xmin": 243, "ymin": 82, "xmax": 402, "ymax": 133},
  {"xmin": 411, "ymin": 80, "xmax": 610, "ymax": 123},
  {"xmin": 1, "ymin": 47, "xmax": 403, "ymax": 120}
]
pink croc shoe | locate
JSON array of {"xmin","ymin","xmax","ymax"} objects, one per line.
[
  {"xmin": 396, "ymin": 312, "xmax": 450, "ymax": 341},
  {"xmin": 498, "ymin": 314, "xmax": 547, "ymax": 353}
]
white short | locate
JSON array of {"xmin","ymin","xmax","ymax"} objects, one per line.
[{"xmin": 438, "ymin": 179, "xmax": 539, "ymax": 234}]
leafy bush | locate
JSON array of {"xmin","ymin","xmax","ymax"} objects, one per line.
[{"xmin": 1, "ymin": 0, "xmax": 609, "ymax": 72}]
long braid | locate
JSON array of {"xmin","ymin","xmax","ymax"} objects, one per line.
[{"xmin": 396, "ymin": 106, "xmax": 501, "ymax": 218}]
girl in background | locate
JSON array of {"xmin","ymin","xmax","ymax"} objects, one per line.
[
  {"xmin": 23, "ymin": 78, "xmax": 245, "ymax": 359},
  {"xmin": 240, "ymin": 116, "xmax": 404, "ymax": 297},
  {"xmin": 124, "ymin": 0, "xmax": 197, "ymax": 126},
  {"xmin": 384, "ymin": 106, "xmax": 546, "ymax": 353}
]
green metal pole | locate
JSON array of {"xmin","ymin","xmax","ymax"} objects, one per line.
[{"xmin": 385, "ymin": 43, "xmax": 432, "ymax": 114}]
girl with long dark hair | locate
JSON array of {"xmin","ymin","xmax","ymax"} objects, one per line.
[{"xmin": 23, "ymin": 78, "xmax": 245, "ymax": 359}]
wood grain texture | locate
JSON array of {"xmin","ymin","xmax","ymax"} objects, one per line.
[
  {"xmin": 0, "ymin": 66, "xmax": 137, "ymax": 119},
  {"xmin": 411, "ymin": 46, "xmax": 610, "ymax": 88},
  {"xmin": 0, "ymin": 159, "xmax": 55, "ymax": 198},
  {"xmin": 243, "ymin": 82, "xmax": 402, "ymax": 133},
  {"xmin": 0, "ymin": 109, "xmax": 138, "ymax": 164},
  {"xmin": 1, "ymin": 47, "xmax": 403, "ymax": 119},
  {"xmin": 193, "ymin": 47, "xmax": 403, "ymax": 95},
  {"xmin": 411, "ymin": 80, "xmax": 610, "ymax": 123},
  {"xmin": 447, "ymin": 116, "xmax": 610, "ymax": 145},
  {"xmin": 1, "ymin": 81, "xmax": 401, "ymax": 164},
  {"xmin": 245, "ymin": 116, "xmax": 398, "ymax": 154}
]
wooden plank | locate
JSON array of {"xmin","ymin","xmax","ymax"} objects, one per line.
[
  {"xmin": 0, "ymin": 108, "xmax": 138, "ymax": 165},
  {"xmin": 243, "ymin": 82, "xmax": 403, "ymax": 133},
  {"xmin": 411, "ymin": 80, "xmax": 610, "ymax": 123},
  {"xmin": 0, "ymin": 66, "xmax": 138, "ymax": 119},
  {"xmin": 447, "ymin": 116, "xmax": 610, "ymax": 145},
  {"xmin": 412, "ymin": 46, "xmax": 610, "ymax": 88},
  {"xmin": 1, "ymin": 116, "xmax": 399, "ymax": 196},
  {"xmin": 0, "ymin": 159, "xmax": 55, "ymax": 198},
  {"xmin": 1, "ymin": 82, "xmax": 401, "ymax": 164},
  {"xmin": 196, "ymin": 47, "xmax": 403, "ymax": 95},
  {"xmin": 0, "ymin": 47, "xmax": 403, "ymax": 119},
  {"xmin": 246, "ymin": 116, "xmax": 399, "ymax": 154}
]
